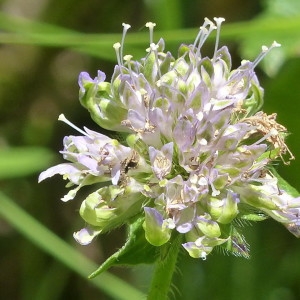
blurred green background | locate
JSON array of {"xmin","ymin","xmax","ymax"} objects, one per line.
[{"xmin": 1, "ymin": 0, "xmax": 300, "ymax": 299}]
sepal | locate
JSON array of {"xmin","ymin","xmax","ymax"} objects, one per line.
[
  {"xmin": 79, "ymin": 71, "xmax": 128, "ymax": 131},
  {"xmin": 143, "ymin": 207, "xmax": 173, "ymax": 246}
]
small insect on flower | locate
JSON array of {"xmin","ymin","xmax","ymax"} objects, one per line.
[{"xmin": 119, "ymin": 150, "xmax": 140, "ymax": 185}]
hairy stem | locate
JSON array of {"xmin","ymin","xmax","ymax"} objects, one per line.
[{"xmin": 147, "ymin": 234, "xmax": 182, "ymax": 300}]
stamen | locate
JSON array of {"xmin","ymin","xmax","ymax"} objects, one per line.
[
  {"xmin": 124, "ymin": 54, "xmax": 133, "ymax": 78},
  {"xmin": 113, "ymin": 42, "xmax": 122, "ymax": 70},
  {"xmin": 120, "ymin": 23, "xmax": 131, "ymax": 64},
  {"xmin": 58, "ymin": 114, "xmax": 91, "ymax": 137},
  {"xmin": 213, "ymin": 17, "xmax": 225, "ymax": 61},
  {"xmin": 200, "ymin": 18, "xmax": 216, "ymax": 47},
  {"xmin": 146, "ymin": 22, "xmax": 156, "ymax": 44},
  {"xmin": 124, "ymin": 54, "xmax": 133, "ymax": 64},
  {"xmin": 252, "ymin": 41, "xmax": 281, "ymax": 69},
  {"xmin": 193, "ymin": 18, "xmax": 211, "ymax": 49},
  {"xmin": 197, "ymin": 27, "xmax": 209, "ymax": 47},
  {"xmin": 195, "ymin": 19, "xmax": 216, "ymax": 58}
]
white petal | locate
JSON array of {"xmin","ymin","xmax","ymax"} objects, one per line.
[{"xmin": 73, "ymin": 227, "xmax": 101, "ymax": 245}]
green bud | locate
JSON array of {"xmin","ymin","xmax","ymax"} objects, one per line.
[
  {"xmin": 234, "ymin": 185, "xmax": 277, "ymax": 210},
  {"xmin": 183, "ymin": 242, "xmax": 212, "ymax": 259},
  {"xmin": 183, "ymin": 234, "xmax": 228, "ymax": 259},
  {"xmin": 195, "ymin": 217, "xmax": 221, "ymax": 238},
  {"xmin": 80, "ymin": 81, "xmax": 128, "ymax": 131},
  {"xmin": 207, "ymin": 192, "xmax": 239, "ymax": 225},
  {"xmin": 242, "ymin": 79, "xmax": 264, "ymax": 115},
  {"xmin": 216, "ymin": 191, "xmax": 239, "ymax": 224},
  {"xmin": 207, "ymin": 197, "xmax": 224, "ymax": 220},
  {"xmin": 79, "ymin": 191, "xmax": 117, "ymax": 227},
  {"xmin": 143, "ymin": 207, "xmax": 172, "ymax": 246},
  {"xmin": 80, "ymin": 183, "xmax": 146, "ymax": 232}
]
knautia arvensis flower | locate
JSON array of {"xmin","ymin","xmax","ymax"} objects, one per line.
[{"xmin": 39, "ymin": 18, "xmax": 300, "ymax": 261}]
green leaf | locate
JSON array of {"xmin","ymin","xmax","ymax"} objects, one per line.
[
  {"xmin": 0, "ymin": 147, "xmax": 55, "ymax": 179},
  {"xmin": 237, "ymin": 203, "xmax": 268, "ymax": 222},
  {"xmin": 1, "ymin": 11, "xmax": 300, "ymax": 66},
  {"xmin": 270, "ymin": 167, "xmax": 300, "ymax": 197},
  {"xmin": 240, "ymin": 0, "xmax": 300, "ymax": 76},
  {"xmin": 89, "ymin": 217, "xmax": 158, "ymax": 278}
]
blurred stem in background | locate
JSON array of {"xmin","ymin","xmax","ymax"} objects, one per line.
[{"xmin": 0, "ymin": 191, "xmax": 146, "ymax": 300}]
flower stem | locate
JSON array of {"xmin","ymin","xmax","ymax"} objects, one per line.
[{"xmin": 147, "ymin": 234, "xmax": 182, "ymax": 300}]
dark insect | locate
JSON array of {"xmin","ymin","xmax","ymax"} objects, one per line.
[{"xmin": 118, "ymin": 150, "xmax": 139, "ymax": 186}]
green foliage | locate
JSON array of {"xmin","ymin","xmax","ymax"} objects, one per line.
[
  {"xmin": 89, "ymin": 217, "xmax": 157, "ymax": 278},
  {"xmin": 0, "ymin": 191, "xmax": 145, "ymax": 300},
  {"xmin": 239, "ymin": 0, "xmax": 300, "ymax": 76},
  {"xmin": 271, "ymin": 167, "xmax": 300, "ymax": 197},
  {"xmin": 0, "ymin": 147, "xmax": 55, "ymax": 179}
]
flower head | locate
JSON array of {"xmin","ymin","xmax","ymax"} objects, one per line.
[{"xmin": 39, "ymin": 18, "xmax": 299, "ymax": 260}]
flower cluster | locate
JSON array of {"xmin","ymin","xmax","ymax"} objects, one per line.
[{"xmin": 39, "ymin": 18, "xmax": 300, "ymax": 260}]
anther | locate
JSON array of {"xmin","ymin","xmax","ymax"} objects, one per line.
[
  {"xmin": 195, "ymin": 19, "xmax": 216, "ymax": 58},
  {"xmin": 146, "ymin": 22, "xmax": 156, "ymax": 44},
  {"xmin": 113, "ymin": 42, "xmax": 122, "ymax": 71},
  {"xmin": 120, "ymin": 23, "xmax": 131, "ymax": 64},
  {"xmin": 213, "ymin": 17, "xmax": 225, "ymax": 62},
  {"xmin": 252, "ymin": 41, "xmax": 281, "ymax": 69},
  {"xmin": 124, "ymin": 54, "xmax": 133, "ymax": 75},
  {"xmin": 193, "ymin": 18, "xmax": 212, "ymax": 49}
]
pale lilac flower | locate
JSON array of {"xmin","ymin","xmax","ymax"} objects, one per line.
[{"xmin": 39, "ymin": 18, "xmax": 299, "ymax": 260}]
